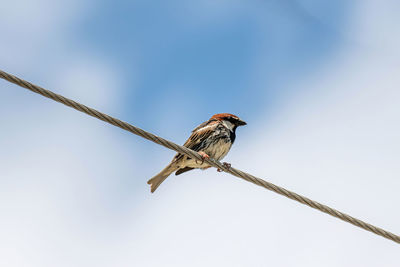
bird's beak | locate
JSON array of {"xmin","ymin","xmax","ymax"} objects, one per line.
[{"xmin": 236, "ymin": 119, "xmax": 247, "ymax": 126}]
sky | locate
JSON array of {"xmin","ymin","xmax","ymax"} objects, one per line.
[{"xmin": 0, "ymin": 0, "xmax": 399, "ymax": 266}]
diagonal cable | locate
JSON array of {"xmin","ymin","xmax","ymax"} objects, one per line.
[{"xmin": 1, "ymin": 69, "xmax": 399, "ymax": 245}]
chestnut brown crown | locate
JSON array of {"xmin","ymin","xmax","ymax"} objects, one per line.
[{"xmin": 210, "ymin": 113, "xmax": 247, "ymax": 126}]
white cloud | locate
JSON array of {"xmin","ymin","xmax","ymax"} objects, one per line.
[
  {"xmin": 0, "ymin": 0, "xmax": 87, "ymax": 70},
  {"xmin": 0, "ymin": 1, "xmax": 132, "ymax": 267},
  {"xmin": 0, "ymin": 0, "xmax": 124, "ymax": 110},
  {"xmin": 349, "ymin": 0, "xmax": 400, "ymax": 57},
  {"xmin": 54, "ymin": 54, "xmax": 124, "ymax": 111}
]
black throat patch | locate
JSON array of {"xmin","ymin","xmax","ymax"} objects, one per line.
[{"xmin": 230, "ymin": 127, "xmax": 237, "ymax": 144}]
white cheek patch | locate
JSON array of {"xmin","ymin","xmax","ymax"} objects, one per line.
[{"xmin": 222, "ymin": 120, "xmax": 235, "ymax": 131}]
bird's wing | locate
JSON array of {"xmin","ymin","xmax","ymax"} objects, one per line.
[
  {"xmin": 183, "ymin": 120, "xmax": 219, "ymax": 150},
  {"xmin": 175, "ymin": 166, "xmax": 194, "ymax": 176},
  {"xmin": 172, "ymin": 119, "xmax": 219, "ymax": 162}
]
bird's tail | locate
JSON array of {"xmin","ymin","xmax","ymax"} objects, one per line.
[{"xmin": 147, "ymin": 164, "xmax": 176, "ymax": 193}]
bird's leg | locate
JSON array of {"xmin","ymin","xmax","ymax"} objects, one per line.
[
  {"xmin": 197, "ymin": 151, "xmax": 210, "ymax": 164},
  {"xmin": 217, "ymin": 162, "xmax": 231, "ymax": 172}
]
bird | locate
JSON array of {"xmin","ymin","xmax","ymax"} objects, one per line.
[{"xmin": 147, "ymin": 113, "xmax": 247, "ymax": 193}]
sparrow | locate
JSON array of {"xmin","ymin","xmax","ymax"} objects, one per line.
[{"xmin": 147, "ymin": 113, "xmax": 246, "ymax": 193}]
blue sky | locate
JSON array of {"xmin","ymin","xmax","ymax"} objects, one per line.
[
  {"xmin": 1, "ymin": 1, "xmax": 400, "ymax": 266},
  {"xmin": 78, "ymin": 0, "xmax": 351, "ymax": 127}
]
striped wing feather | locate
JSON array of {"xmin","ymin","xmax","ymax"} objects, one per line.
[{"xmin": 173, "ymin": 120, "xmax": 219, "ymax": 163}]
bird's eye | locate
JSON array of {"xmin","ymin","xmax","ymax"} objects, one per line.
[{"xmin": 227, "ymin": 116, "xmax": 237, "ymax": 123}]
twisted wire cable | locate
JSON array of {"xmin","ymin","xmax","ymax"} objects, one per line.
[{"xmin": 1, "ymin": 69, "xmax": 399, "ymax": 244}]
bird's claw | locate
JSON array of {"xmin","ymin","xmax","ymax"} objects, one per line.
[
  {"xmin": 197, "ymin": 151, "xmax": 210, "ymax": 164},
  {"xmin": 217, "ymin": 162, "xmax": 231, "ymax": 172}
]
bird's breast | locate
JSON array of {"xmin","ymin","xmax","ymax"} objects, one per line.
[{"xmin": 204, "ymin": 137, "xmax": 232, "ymax": 160}]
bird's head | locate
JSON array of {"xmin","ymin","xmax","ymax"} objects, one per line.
[{"xmin": 210, "ymin": 113, "xmax": 247, "ymax": 130}]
